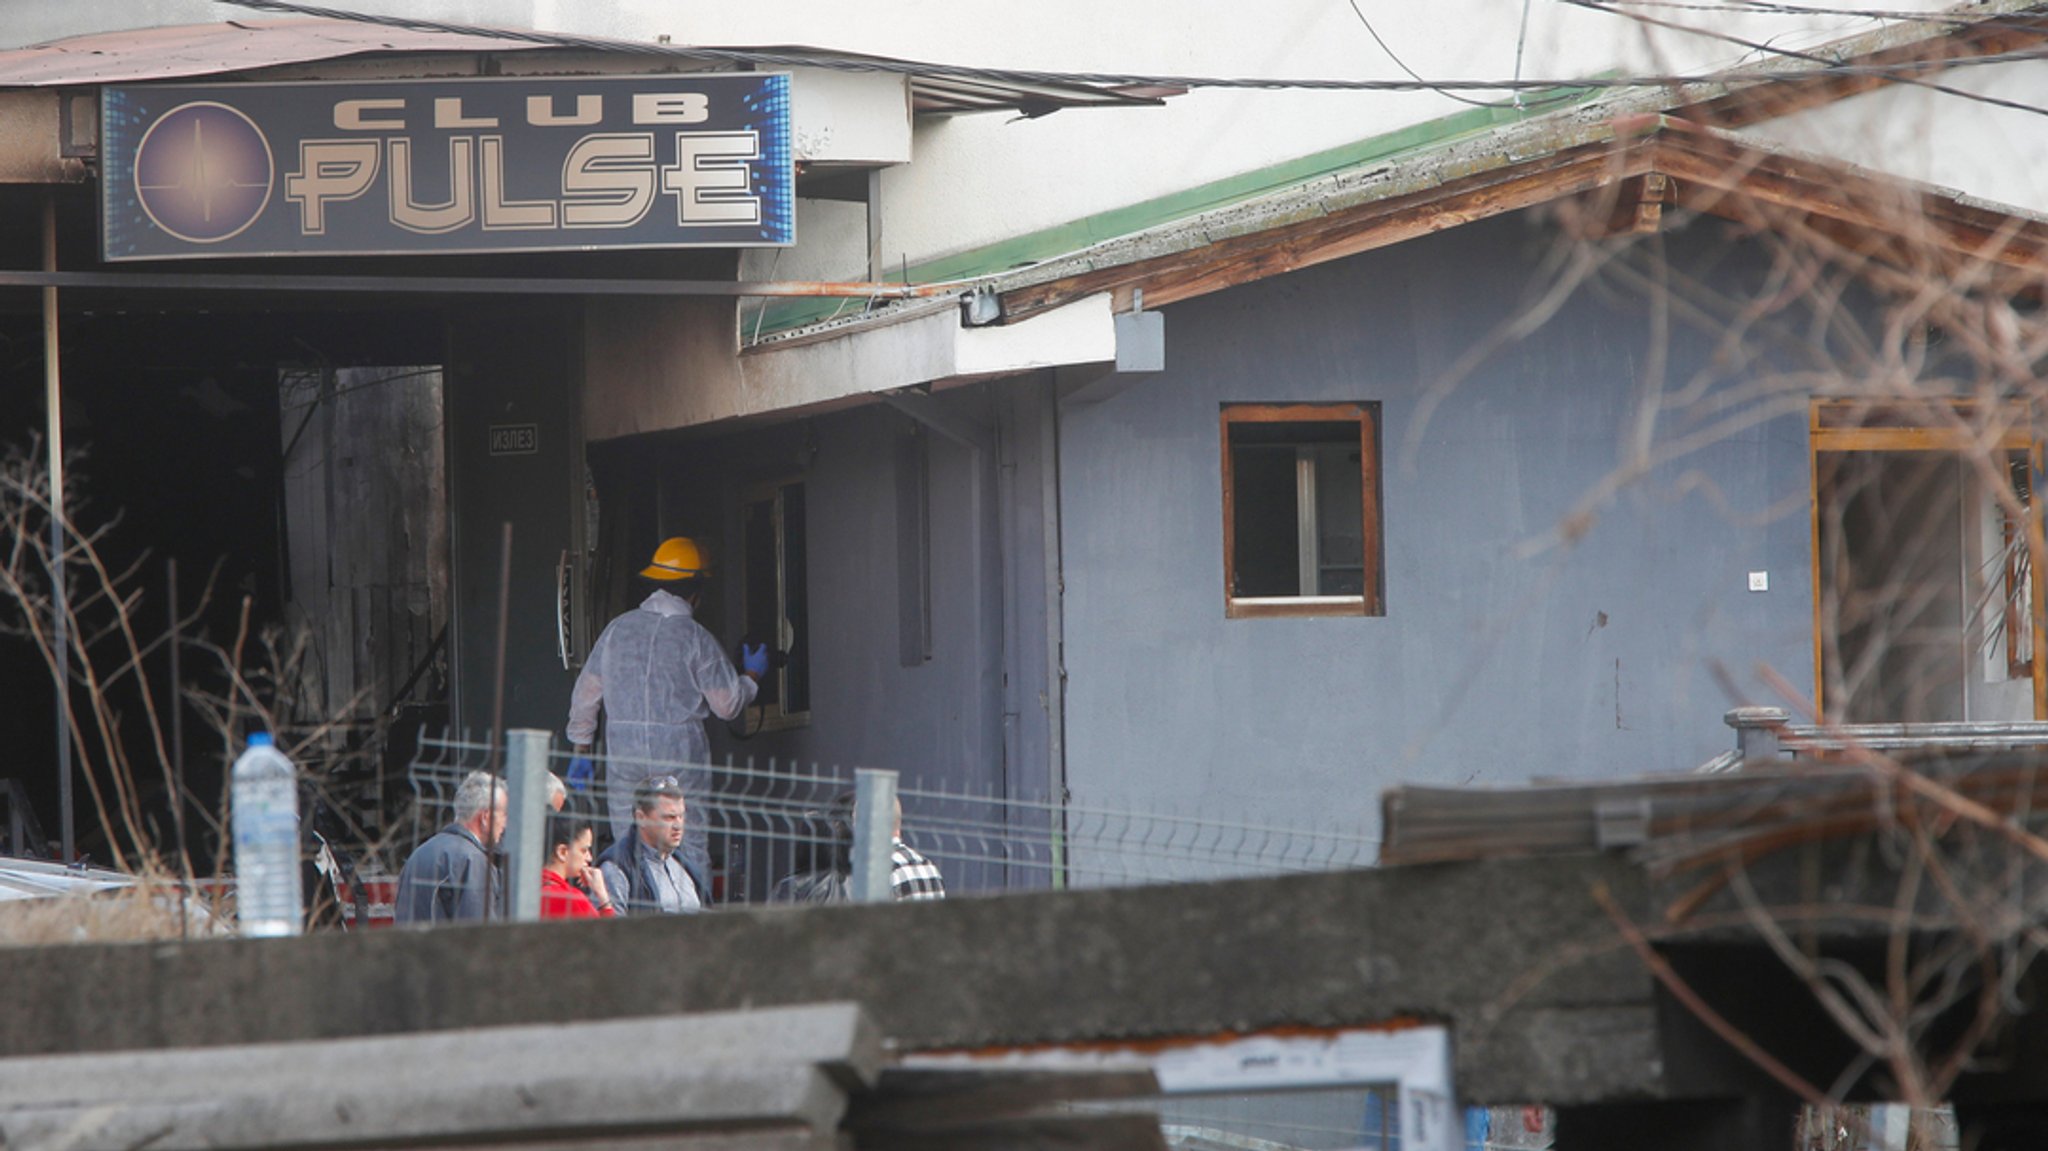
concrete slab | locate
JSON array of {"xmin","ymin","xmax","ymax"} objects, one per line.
[
  {"xmin": 0, "ymin": 1003, "xmax": 884, "ymax": 1103},
  {"xmin": 2, "ymin": 1067, "xmax": 845, "ymax": 1151},
  {"xmin": 0, "ymin": 859, "xmax": 1659, "ymax": 1106},
  {"xmin": 878, "ymin": 1112, "xmax": 1169, "ymax": 1151},
  {"xmin": 849, "ymin": 1069, "xmax": 1161, "ymax": 1129}
]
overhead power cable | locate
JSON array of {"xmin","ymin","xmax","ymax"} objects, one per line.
[
  {"xmin": 1514, "ymin": 0, "xmax": 1542, "ymax": 103},
  {"xmin": 1561, "ymin": 0, "xmax": 2048, "ymax": 119},
  {"xmin": 1344, "ymin": 0, "xmax": 1573, "ymax": 109},
  {"xmin": 1590, "ymin": 0, "xmax": 2047, "ymax": 28},
  {"xmin": 219, "ymin": 0, "xmax": 2048, "ymax": 95}
]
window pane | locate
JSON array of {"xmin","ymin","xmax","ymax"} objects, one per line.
[
  {"xmin": 1229, "ymin": 420, "xmax": 1361, "ymax": 599},
  {"xmin": 1230, "ymin": 419, "xmax": 1356, "ymax": 448},
  {"xmin": 1230, "ymin": 444, "xmax": 1301, "ymax": 597},
  {"xmin": 1313, "ymin": 443, "xmax": 1365, "ymax": 596}
]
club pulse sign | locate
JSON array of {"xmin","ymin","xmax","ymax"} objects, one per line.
[{"xmin": 101, "ymin": 75, "xmax": 793, "ymax": 260}]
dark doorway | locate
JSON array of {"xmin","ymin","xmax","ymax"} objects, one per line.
[
  {"xmin": 0, "ymin": 304, "xmax": 446, "ymax": 870},
  {"xmin": 1816, "ymin": 443, "xmax": 2039, "ymax": 724}
]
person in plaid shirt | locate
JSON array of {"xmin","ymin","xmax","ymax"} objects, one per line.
[
  {"xmin": 776, "ymin": 792, "xmax": 946, "ymax": 902},
  {"xmin": 887, "ymin": 794, "xmax": 945, "ymax": 900}
]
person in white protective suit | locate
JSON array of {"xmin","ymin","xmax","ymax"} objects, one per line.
[{"xmin": 565, "ymin": 537, "xmax": 768, "ymax": 877}]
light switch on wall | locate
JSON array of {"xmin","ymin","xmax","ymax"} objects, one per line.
[{"xmin": 1748, "ymin": 571, "xmax": 1769, "ymax": 592}]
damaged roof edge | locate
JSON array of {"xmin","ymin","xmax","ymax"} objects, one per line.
[
  {"xmin": 748, "ymin": 97, "xmax": 1653, "ymax": 348},
  {"xmin": 743, "ymin": 85, "xmax": 1614, "ymax": 345},
  {"xmin": 758, "ymin": 107, "xmax": 2048, "ymax": 354},
  {"xmin": 994, "ymin": 112, "xmax": 2048, "ymax": 324},
  {"xmin": 0, "ymin": 16, "xmax": 1166, "ymax": 118},
  {"xmin": 0, "ymin": 19, "xmax": 546, "ymax": 86},
  {"xmin": 747, "ymin": 1, "xmax": 2048, "ymax": 346}
]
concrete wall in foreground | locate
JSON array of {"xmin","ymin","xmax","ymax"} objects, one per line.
[{"xmin": 0, "ymin": 857, "xmax": 1656, "ymax": 1106}]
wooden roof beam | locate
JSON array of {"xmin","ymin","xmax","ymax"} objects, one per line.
[
  {"xmin": 994, "ymin": 115, "xmax": 2048, "ymax": 332},
  {"xmin": 1648, "ymin": 135, "xmax": 2048, "ymax": 273},
  {"xmin": 1676, "ymin": 13, "xmax": 2048, "ymax": 129},
  {"xmin": 1000, "ymin": 141, "xmax": 1658, "ymax": 323}
]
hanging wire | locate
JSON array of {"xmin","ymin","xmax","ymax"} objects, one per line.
[
  {"xmin": 1515, "ymin": 0, "xmax": 1540, "ymax": 109},
  {"xmin": 1559, "ymin": 0, "xmax": 2048, "ymax": 120},
  {"xmin": 1582, "ymin": 0, "xmax": 2039, "ymax": 25},
  {"xmin": 1345, "ymin": 0, "xmax": 1576, "ymax": 111}
]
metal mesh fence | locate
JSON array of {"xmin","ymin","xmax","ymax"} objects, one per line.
[{"xmin": 405, "ymin": 731, "xmax": 1378, "ymax": 910}]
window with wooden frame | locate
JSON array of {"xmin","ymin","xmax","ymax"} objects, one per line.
[
  {"xmin": 1221, "ymin": 402, "xmax": 1383, "ymax": 618},
  {"xmin": 740, "ymin": 478, "xmax": 809, "ymax": 728},
  {"xmin": 1811, "ymin": 398, "xmax": 2045, "ymax": 721}
]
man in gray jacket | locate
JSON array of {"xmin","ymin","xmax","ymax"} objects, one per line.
[
  {"xmin": 394, "ymin": 771, "xmax": 506, "ymax": 924},
  {"xmin": 596, "ymin": 777, "xmax": 709, "ymax": 915}
]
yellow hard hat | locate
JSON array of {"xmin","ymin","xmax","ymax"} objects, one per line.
[{"xmin": 641, "ymin": 537, "xmax": 707, "ymax": 581}]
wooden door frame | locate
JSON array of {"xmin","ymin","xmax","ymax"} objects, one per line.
[{"xmin": 1809, "ymin": 399, "xmax": 2045, "ymax": 721}]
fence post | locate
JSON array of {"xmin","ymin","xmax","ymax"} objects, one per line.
[
  {"xmin": 852, "ymin": 768, "xmax": 898, "ymax": 903},
  {"xmin": 505, "ymin": 729, "xmax": 550, "ymax": 921},
  {"xmin": 1724, "ymin": 707, "xmax": 1790, "ymax": 766}
]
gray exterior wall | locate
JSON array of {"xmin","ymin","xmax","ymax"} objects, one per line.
[
  {"xmin": 597, "ymin": 210, "xmax": 1834, "ymax": 858},
  {"xmin": 1056, "ymin": 213, "xmax": 1817, "ymax": 838},
  {"xmin": 604, "ymin": 382, "xmax": 1061, "ymax": 808}
]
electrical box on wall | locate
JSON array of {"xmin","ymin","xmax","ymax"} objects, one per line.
[{"xmin": 1115, "ymin": 304, "xmax": 1164, "ymax": 373}]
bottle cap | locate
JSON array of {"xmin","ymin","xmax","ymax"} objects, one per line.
[{"xmin": 248, "ymin": 732, "xmax": 274, "ymax": 748}]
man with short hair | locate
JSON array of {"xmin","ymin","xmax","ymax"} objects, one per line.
[
  {"xmin": 393, "ymin": 770, "xmax": 506, "ymax": 924},
  {"xmin": 595, "ymin": 777, "xmax": 709, "ymax": 915}
]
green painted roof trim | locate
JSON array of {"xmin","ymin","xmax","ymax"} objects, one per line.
[{"xmin": 746, "ymin": 84, "xmax": 1600, "ymax": 340}]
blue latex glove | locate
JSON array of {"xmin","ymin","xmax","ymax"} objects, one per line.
[
  {"xmin": 565, "ymin": 755, "xmax": 595, "ymax": 791},
  {"xmin": 742, "ymin": 642, "xmax": 770, "ymax": 677}
]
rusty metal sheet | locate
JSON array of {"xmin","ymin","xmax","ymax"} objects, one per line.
[
  {"xmin": 0, "ymin": 18, "xmax": 542, "ymax": 88},
  {"xmin": 0, "ymin": 91, "xmax": 86, "ymax": 183},
  {"xmin": 0, "ymin": 16, "xmax": 1168, "ymax": 121}
]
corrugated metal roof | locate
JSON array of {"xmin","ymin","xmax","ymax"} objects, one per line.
[
  {"xmin": 0, "ymin": 19, "xmax": 543, "ymax": 87},
  {"xmin": 914, "ymin": 76, "xmax": 1168, "ymax": 116},
  {"xmin": 0, "ymin": 856, "xmax": 134, "ymax": 902},
  {"xmin": 754, "ymin": 48, "xmax": 1172, "ymax": 116},
  {"xmin": 0, "ymin": 18, "xmax": 1170, "ymax": 118}
]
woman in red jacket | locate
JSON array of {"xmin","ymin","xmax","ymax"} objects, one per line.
[{"xmin": 541, "ymin": 815, "xmax": 618, "ymax": 919}]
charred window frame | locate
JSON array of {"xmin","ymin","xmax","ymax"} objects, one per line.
[
  {"xmin": 1999, "ymin": 452, "xmax": 2035, "ymax": 680},
  {"xmin": 1810, "ymin": 397, "xmax": 2045, "ymax": 720},
  {"xmin": 741, "ymin": 478, "xmax": 810, "ymax": 728},
  {"xmin": 1221, "ymin": 402, "xmax": 1383, "ymax": 619}
]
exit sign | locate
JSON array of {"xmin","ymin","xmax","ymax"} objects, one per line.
[{"xmin": 489, "ymin": 424, "xmax": 539, "ymax": 455}]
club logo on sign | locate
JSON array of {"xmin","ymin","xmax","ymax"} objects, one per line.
[
  {"xmin": 132, "ymin": 102, "xmax": 275, "ymax": 244},
  {"xmin": 104, "ymin": 77, "xmax": 792, "ymax": 259}
]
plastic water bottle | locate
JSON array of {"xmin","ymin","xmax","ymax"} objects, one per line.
[{"xmin": 231, "ymin": 732, "xmax": 302, "ymax": 937}]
